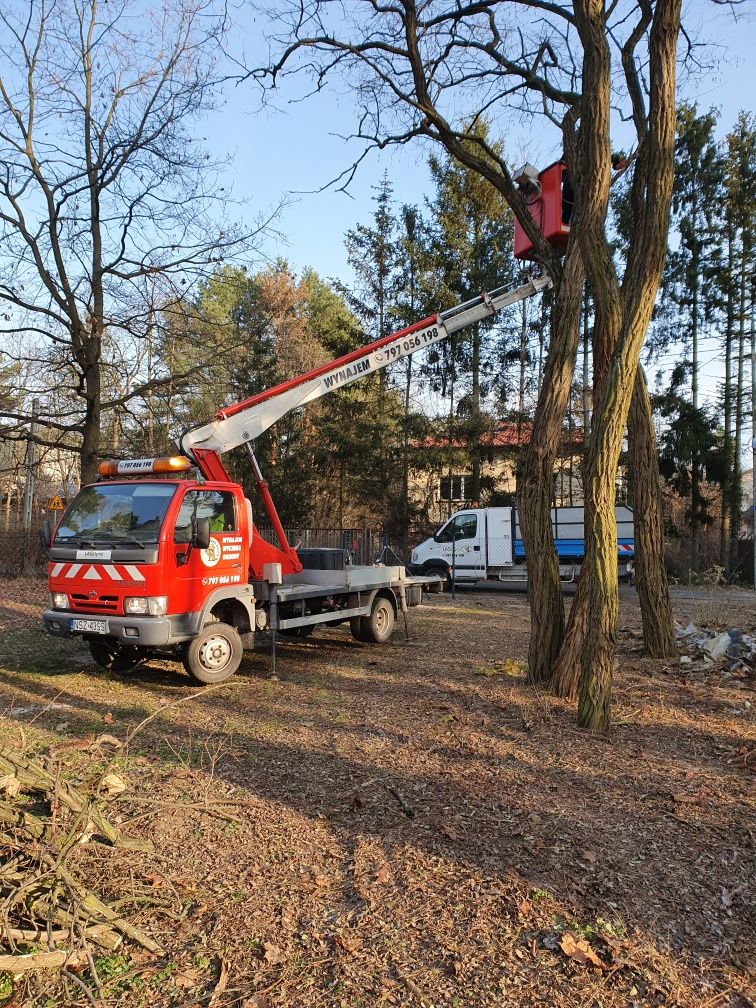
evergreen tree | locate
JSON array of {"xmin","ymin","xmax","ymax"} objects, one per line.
[
  {"xmin": 721, "ymin": 113, "xmax": 756, "ymax": 576},
  {"xmin": 423, "ymin": 125, "xmax": 517, "ymax": 503},
  {"xmin": 652, "ymin": 363, "xmax": 721, "ymax": 551},
  {"xmin": 339, "ymin": 174, "xmax": 404, "ymax": 520},
  {"xmin": 657, "ymin": 104, "xmax": 725, "ymax": 570}
]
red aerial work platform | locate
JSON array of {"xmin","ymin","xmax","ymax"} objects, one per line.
[{"xmin": 514, "ymin": 160, "xmax": 572, "ymax": 260}]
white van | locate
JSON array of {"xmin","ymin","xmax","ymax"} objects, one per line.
[{"xmin": 410, "ymin": 506, "xmax": 635, "ymax": 586}]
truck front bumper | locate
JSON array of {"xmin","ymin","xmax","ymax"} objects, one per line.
[{"xmin": 42, "ymin": 610, "xmax": 186, "ymax": 647}]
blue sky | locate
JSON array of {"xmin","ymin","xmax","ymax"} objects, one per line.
[{"xmin": 205, "ymin": 0, "xmax": 755, "ymax": 286}]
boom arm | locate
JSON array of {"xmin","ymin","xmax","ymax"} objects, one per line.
[{"xmin": 180, "ymin": 274, "xmax": 550, "ymax": 459}]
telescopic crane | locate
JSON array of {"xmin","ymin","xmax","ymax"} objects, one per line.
[
  {"xmin": 179, "ymin": 273, "xmax": 551, "ymax": 577},
  {"xmin": 43, "ymin": 274, "xmax": 550, "ymax": 684}
]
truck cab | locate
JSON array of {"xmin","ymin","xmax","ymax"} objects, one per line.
[
  {"xmin": 411, "ymin": 508, "xmax": 514, "ymax": 584},
  {"xmin": 43, "ymin": 473, "xmax": 256, "ymax": 678}
]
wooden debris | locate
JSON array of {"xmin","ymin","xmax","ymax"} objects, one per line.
[{"xmin": 0, "ymin": 742, "xmax": 162, "ymax": 970}]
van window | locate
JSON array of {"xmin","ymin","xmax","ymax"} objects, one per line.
[{"xmin": 436, "ymin": 513, "xmax": 477, "ymax": 543}]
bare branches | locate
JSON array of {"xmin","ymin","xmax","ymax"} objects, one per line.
[{"xmin": 0, "ymin": 0, "xmax": 268, "ymax": 479}]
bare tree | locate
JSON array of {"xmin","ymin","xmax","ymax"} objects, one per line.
[
  {"xmin": 248, "ymin": 0, "xmax": 683, "ymax": 725},
  {"xmin": 0, "ymin": 0, "xmax": 270, "ymax": 482}
]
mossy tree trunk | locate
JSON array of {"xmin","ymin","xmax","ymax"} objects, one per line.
[
  {"xmin": 628, "ymin": 368, "xmax": 676, "ymax": 657},
  {"xmin": 570, "ymin": 0, "xmax": 681, "ymax": 731},
  {"xmin": 519, "ymin": 245, "xmax": 584, "ymax": 682}
]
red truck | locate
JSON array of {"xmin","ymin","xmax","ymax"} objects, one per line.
[{"xmin": 42, "ymin": 275, "xmax": 549, "ymax": 684}]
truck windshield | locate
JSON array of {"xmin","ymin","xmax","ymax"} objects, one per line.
[{"xmin": 55, "ymin": 483, "xmax": 177, "ymax": 546}]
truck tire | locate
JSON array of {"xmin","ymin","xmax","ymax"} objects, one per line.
[
  {"xmin": 349, "ymin": 616, "xmax": 370, "ymax": 642},
  {"xmin": 182, "ymin": 622, "xmax": 243, "ymax": 685},
  {"xmin": 88, "ymin": 638, "xmax": 141, "ymax": 673},
  {"xmin": 362, "ymin": 596, "xmax": 395, "ymax": 644}
]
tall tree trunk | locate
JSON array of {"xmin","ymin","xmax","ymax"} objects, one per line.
[
  {"xmin": 552, "ymin": 281, "xmax": 615, "ymax": 700},
  {"xmin": 690, "ymin": 189, "xmax": 701, "ymax": 573},
  {"xmin": 730, "ymin": 237, "xmax": 748, "ymax": 574},
  {"xmin": 80, "ymin": 360, "xmax": 101, "ymax": 484},
  {"xmin": 628, "ymin": 367, "xmax": 676, "ymax": 657},
  {"xmin": 582, "ymin": 287, "xmax": 591, "ymax": 438},
  {"xmin": 519, "ymin": 245, "xmax": 584, "ymax": 683},
  {"xmin": 721, "ymin": 229, "xmax": 735, "ymax": 571},
  {"xmin": 570, "ymin": 0, "xmax": 680, "ymax": 731}
]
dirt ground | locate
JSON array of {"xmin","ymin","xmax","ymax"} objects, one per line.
[{"xmin": 0, "ymin": 579, "xmax": 753, "ymax": 1008}]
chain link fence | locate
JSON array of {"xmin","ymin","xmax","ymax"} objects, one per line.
[
  {"xmin": 0, "ymin": 529, "xmax": 48, "ymax": 577},
  {"xmin": 0, "ymin": 524, "xmax": 437, "ymax": 577}
]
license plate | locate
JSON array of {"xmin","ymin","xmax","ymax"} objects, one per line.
[{"xmin": 71, "ymin": 618, "xmax": 109, "ymax": 634}]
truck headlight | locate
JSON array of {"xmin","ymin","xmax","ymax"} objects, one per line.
[
  {"xmin": 411, "ymin": 551, "xmax": 418, "ymax": 564},
  {"xmin": 124, "ymin": 596, "xmax": 168, "ymax": 617},
  {"xmin": 50, "ymin": 592, "xmax": 69, "ymax": 610}
]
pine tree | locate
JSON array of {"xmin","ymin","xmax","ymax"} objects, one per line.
[
  {"xmin": 659, "ymin": 104, "xmax": 725, "ymax": 571},
  {"xmin": 424, "ymin": 126, "xmax": 517, "ymax": 503},
  {"xmin": 722, "ymin": 113, "xmax": 756, "ymax": 577},
  {"xmin": 339, "ymin": 174, "xmax": 403, "ymax": 517}
]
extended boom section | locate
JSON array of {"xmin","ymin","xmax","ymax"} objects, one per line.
[
  {"xmin": 43, "ymin": 272, "xmax": 552, "ymax": 686},
  {"xmin": 180, "ymin": 274, "xmax": 550, "ymax": 459}
]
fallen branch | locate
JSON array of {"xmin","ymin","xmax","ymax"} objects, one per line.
[{"xmin": 0, "ymin": 949, "xmax": 89, "ymax": 973}]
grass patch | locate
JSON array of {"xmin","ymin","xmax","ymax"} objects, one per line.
[{"xmin": 0, "ymin": 627, "xmax": 88, "ymax": 674}]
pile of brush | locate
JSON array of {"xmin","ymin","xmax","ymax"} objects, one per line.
[{"xmin": 0, "ymin": 742, "xmax": 161, "ymax": 975}]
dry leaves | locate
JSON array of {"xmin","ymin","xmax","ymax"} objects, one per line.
[
  {"xmin": 437, "ymin": 821, "xmax": 459, "ymax": 841},
  {"xmin": 375, "ymin": 864, "xmax": 392, "ymax": 885},
  {"xmin": 0, "ymin": 773, "xmax": 20, "ymax": 797},
  {"xmin": 100, "ymin": 773, "xmax": 126, "ymax": 796},
  {"xmin": 674, "ymin": 786, "xmax": 709, "ymax": 805},
  {"xmin": 335, "ymin": 933, "xmax": 364, "ymax": 953},
  {"xmin": 559, "ymin": 933, "xmax": 605, "ymax": 970},
  {"xmin": 474, "ymin": 658, "xmax": 525, "ymax": 678},
  {"xmin": 241, "ymin": 995, "xmax": 270, "ymax": 1008},
  {"xmin": 262, "ymin": 942, "xmax": 285, "ymax": 965}
]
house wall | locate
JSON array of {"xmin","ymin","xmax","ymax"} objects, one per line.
[{"xmin": 409, "ymin": 449, "xmax": 586, "ymax": 526}]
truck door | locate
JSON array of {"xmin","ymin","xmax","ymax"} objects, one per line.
[
  {"xmin": 172, "ymin": 488, "xmax": 246, "ymax": 612},
  {"xmin": 435, "ymin": 511, "xmax": 486, "ymax": 581}
]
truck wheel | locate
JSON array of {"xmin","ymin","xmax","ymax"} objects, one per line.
[
  {"xmin": 362, "ymin": 597, "xmax": 395, "ymax": 644},
  {"xmin": 88, "ymin": 638, "xmax": 141, "ymax": 673},
  {"xmin": 349, "ymin": 616, "xmax": 370, "ymax": 642},
  {"xmin": 182, "ymin": 622, "xmax": 242, "ymax": 685}
]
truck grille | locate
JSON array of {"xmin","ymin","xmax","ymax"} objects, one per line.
[{"xmin": 70, "ymin": 594, "xmax": 120, "ymax": 614}]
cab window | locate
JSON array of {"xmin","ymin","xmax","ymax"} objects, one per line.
[
  {"xmin": 174, "ymin": 490, "xmax": 236, "ymax": 543},
  {"xmin": 436, "ymin": 513, "xmax": 477, "ymax": 543}
]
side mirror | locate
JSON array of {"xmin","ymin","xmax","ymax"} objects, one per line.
[
  {"xmin": 39, "ymin": 518, "xmax": 52, "ymax": 550},
  {"xmin": 192, "ymin": 517, "xmax": 211, "ymax": 551}
]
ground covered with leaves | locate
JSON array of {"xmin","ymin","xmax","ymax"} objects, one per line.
[{"xmin": 0, "ymin": 579, "xmax": 753, "ymax": 1008}]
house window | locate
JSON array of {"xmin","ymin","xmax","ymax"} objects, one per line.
[{"xmin": 439, "ymin": 474, "xmax": 471, "ymax": 502}]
